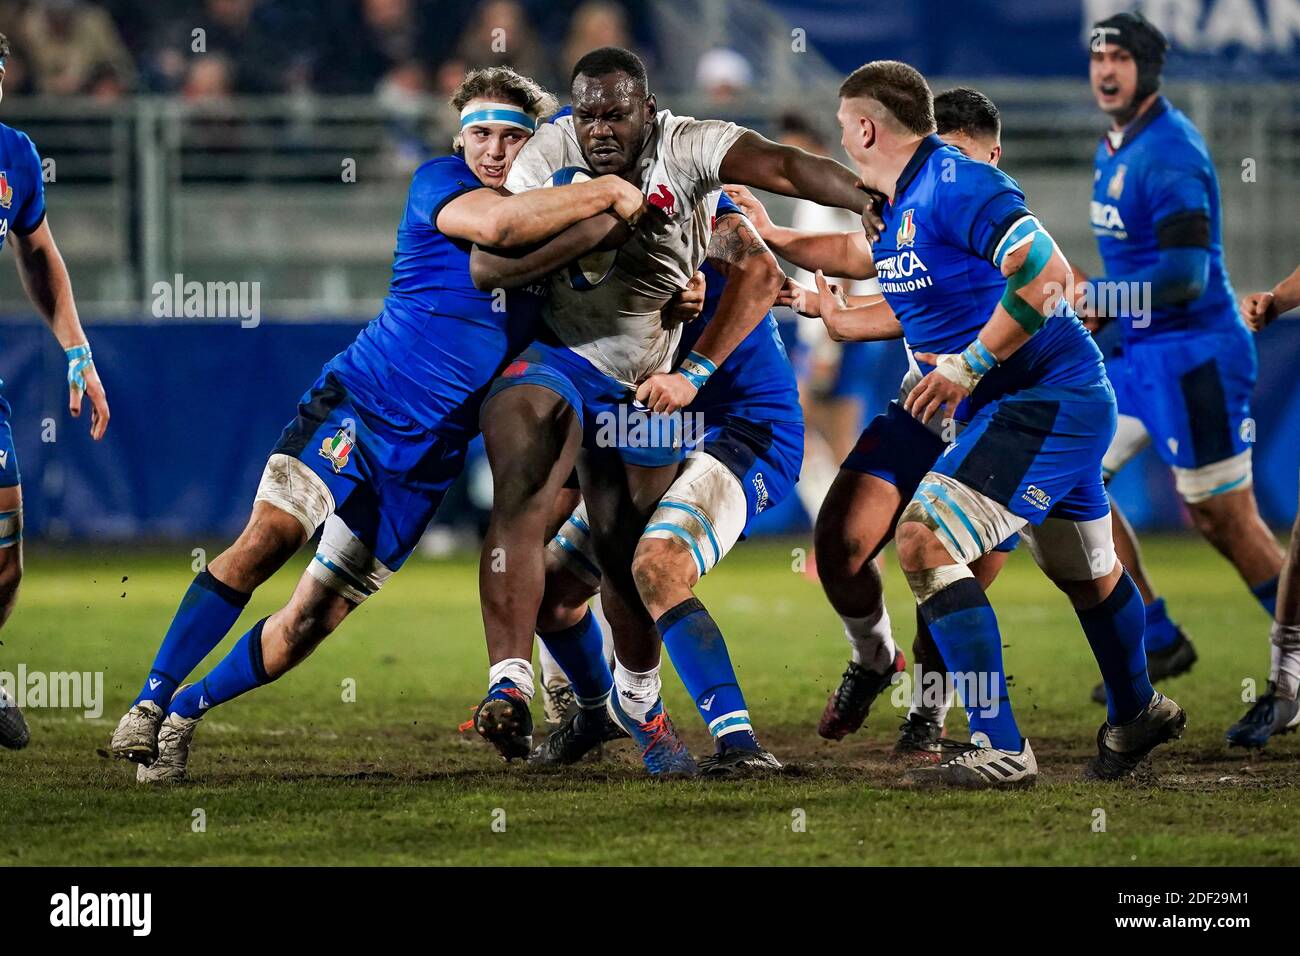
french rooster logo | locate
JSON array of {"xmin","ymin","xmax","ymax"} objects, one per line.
[{"xmin": 647, "ymin": 183, "xmax": 676, "ymax": 218}]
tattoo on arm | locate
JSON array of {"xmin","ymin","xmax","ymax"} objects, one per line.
[{"xmin": 706, "ymin": 214, "xmax": 770, "ymax": 274}]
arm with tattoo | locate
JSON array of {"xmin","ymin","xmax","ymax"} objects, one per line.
[{"xmin": 634, "ymin": 212, "xmax": 785, "ymax": 414}]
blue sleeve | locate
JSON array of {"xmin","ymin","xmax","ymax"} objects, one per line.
[
  {"xmin": 935, "ymin": 160, "xmax": 1030, "ymax": 264},
  {"xmin": 413, "ymin": 158, "xmax": 483, "ymax": 230},
  {"xmin": 1142, "ymin": 159, "xmax": 1212, "ymax": 247},
  {"xmin": 13, "ymin": 132, "xmax": 46, "ymax": 235},
  {"xmin": 1083, "ymin": 247, "xmax": 1209, "ymax": 312}
]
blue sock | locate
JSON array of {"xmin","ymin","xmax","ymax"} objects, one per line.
[
  {"xmin": 656, "ymin": 597, "xmax": 758, "ymax": 751},
  {"xmin": 918, "ymin": 578, "xmax": 1020, "ymax": 751},
  {"xmin": 538, "ymin": 609, "xmax": 612, "ymax": 706},
  {"xmin": 1142, "ymin": 597, "xmax": 1180, "ymax": 653},
  {"xmin": 169, "ymin": 619, "xmax": 271, "ymax": 719},
  {"xmin": 1252, "ymin": 576, "xmax": 1280, "ymax": 617},
  {"xmin": 1078, "ymin": 573, "xmax": 1153, "ymax": 725},
  {"xmin": 135, "ymin": 570, "xmax": 250, "ymax": 707}
]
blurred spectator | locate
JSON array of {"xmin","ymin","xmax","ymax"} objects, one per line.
[
  {"xmin": 695, "ymin": 47, "xmax": 752, "ymax": 105},
  {"xmin": 455, "ymin": 0, "xmax": 556, "ymax": 94},
  {"xmin": 152, "ymin": 0, "xmax": 285, "ymax": 95},
  {"xmin": 314, "ymin": 0, "xmax": 425, "ymax": 95},
  {"xmin": 182, "ymin": 51, "xmax": 235, "ymax": 102},
  {"xmin": 19, "ymin": 0, "xmax": 136, "ymax": 96},
  {"xmin": 560, "ymin": 1, "xmax": 633, "ymax": 81},
  {"xmin": 433, "ymin": 57, "xmax": 470, "ymax": 98}
]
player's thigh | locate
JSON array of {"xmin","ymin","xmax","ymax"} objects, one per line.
[
  {"xmin": 481, "ymin": 383, "xmax": 582, "ymax": 506},
  {"xmin": 815, "ymin": 469, "xmax": 903, "ymax": 572}
]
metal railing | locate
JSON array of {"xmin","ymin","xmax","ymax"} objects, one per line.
[{"xmin": 0, "ymin": 83, "xmax": 1294, "ymax": 318}]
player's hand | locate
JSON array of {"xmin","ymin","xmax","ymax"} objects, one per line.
[
  {"xmin": 904, "ymin": 352, "xmax": 969, "ymax": 426},
  {"xmin": 1240, "ymin": 291, "xmax": 1278, "ymax": 332},
  {"xmin": 721, "ymin": 184, "xmax": 774, "ymax": 236},
  {"xmin": 776, "ymin": 275, "xmax": 817, "ymax": 316},
  {"xmin": 662, "ymin": 271, "xmax": 706, "ymax": 328},
  {"xmin": 859, "ymin": 186, "xmax": 886, "ymax": 243},
  {"xmin": 601, "ymin": 175, "xmax": 647, "ymax": 226},
  {"xmin": 811, "ymin": 269, "xmax": 849, "ymax": 327},
  {"xmin": 71, "ymin": 360, "xmax": 110, "ymax": 441},
  {"xmin": 635, "ymin": 372, "xmax": 697, "ymax": 414}
]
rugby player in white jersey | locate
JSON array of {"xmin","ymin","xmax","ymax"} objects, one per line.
[{"xmin": 470, "ymin": 46, "xmax": 883, "ymax": 764}]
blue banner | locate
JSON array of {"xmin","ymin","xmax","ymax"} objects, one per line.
[
  {"xmin": 0, "ymin": 318, "xmax": 1295, "ymax": 542},
  {"xmin": 776, "ymin": 0, "xmax": 1300, "ymax": 80}
]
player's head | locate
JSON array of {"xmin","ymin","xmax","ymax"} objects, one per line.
[
  {"xmin": 0, "ymin": 33, "xmax": 10, "ymax": 105},
  {"xmin": 934, "ymin": 87, "xmax": 1001, "ymax": 166},
  {"xmin": 836, "ymin": 60, "xmax": 935, "ymax": 183},
  {"xmin": 1089, "ymin": 11, "xmax": 1167, "ymax": 122},
  {"xmin": 569, "ymin": 46, "xmax": 656, "ymax": 177},
  {"xmin": 449, "ymin": 66, "xmax": 557, "ymax": 188}
]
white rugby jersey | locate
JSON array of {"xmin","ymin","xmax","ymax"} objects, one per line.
[{"xmin": 505, "ymin": 109, "xmax": 747, "ymax": 386}]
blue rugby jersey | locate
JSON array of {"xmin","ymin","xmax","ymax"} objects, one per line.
[
  {"xmin": 0, "ymin": 123, "xmax": 48, "ymax": 250},
  {"xmin": 678, "ymin": 195, "xmax": 802, "ymax": 426},
  {"xmin": 1090, "ymin": 96, "xmax": 1239, "ymax": 341},
  {"xmin": 872, "ymin": 135, "xmax": 1104, "ymax": 415},
  {"xmin": 328, "ymin": 154, "xmax": 538, "ymax": 439}
]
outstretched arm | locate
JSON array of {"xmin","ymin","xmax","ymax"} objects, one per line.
[
  {"xmin": 723, "ymin": 184, "xmax": 876, "ymax": 280},
  {"xmin": 12, "ymin": 219, "xmax": 109, "ymax": 439},
  {"xmin": 469, "ymin": 212, "xmax": 629, "ymax": 290},
  {"xmin": 635, "ymin": 213, "xmax": 784, "ymax": 414},
  {"xmin": 720, "ymin": 131, "xmax": 870, "ymax": 213},
  {"xmin": 438, "ymin": 175, "xmax": 645, "ymax": 248},
  {"xmin": 779, "ymin": 273, "xmax": 901, "ymax": 342}
]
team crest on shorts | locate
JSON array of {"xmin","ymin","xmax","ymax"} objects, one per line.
[{"xmin": 319, "ymin": 429, "xmax": 355, "ymax": 473}]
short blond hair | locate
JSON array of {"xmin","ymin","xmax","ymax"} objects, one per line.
[{"xmin": 449, "ymin": 66, "xmax": 558, "ymax": 149}]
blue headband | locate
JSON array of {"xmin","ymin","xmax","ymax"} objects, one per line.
[{"xmin": 459, "ymin": 102, "xmax": 535, "ymax": 133}]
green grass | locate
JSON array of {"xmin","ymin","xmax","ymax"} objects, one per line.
[{"xmin": 2, "ymin": 536, "xmax": 1298, "ymax": 866}]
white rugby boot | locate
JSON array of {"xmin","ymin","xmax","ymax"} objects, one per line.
[
  {"xmin": 136, "ymin": 712, "xmax": 202, "ymax": 784},
  {"xmin": 107, "ymin": 699, "xmax": 164, "ymax": 764},
  {"xmin": 902, "ymin": 733, "xmax": 1038, "ymax": 789}
]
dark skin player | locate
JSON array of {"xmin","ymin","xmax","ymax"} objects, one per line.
[{"xmin": 475, "ymin": 66, "xmax": 882, "ymax": 749}]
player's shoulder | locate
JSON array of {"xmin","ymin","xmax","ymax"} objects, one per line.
[
  {"xmin": 928, "ymin": 143, "xmax": 1024, "ymax": 208},
  {"xmin": 412, "ymin": 154, "xmax": 479, "ymax": 189},
  {"xmin": 0, "ymin": 122, "xmax": 40, "ymax": 163}
]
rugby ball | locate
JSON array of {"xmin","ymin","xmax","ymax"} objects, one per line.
[{"xmin": 547, "ymin": 166, "xmax": 618, "ymax": 291}]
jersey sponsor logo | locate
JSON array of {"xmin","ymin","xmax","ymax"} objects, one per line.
[
  {"xmin": 1106, "ymin": 164, "xmax": 1128, "ymax": 200},
  {"xmin": 319, "ymin": 429, "xmax": 355, "ymax": 473},
  {"xmin": 1022, "ymin": 484, "xmax": 1051, "ymax": 511},
  {"xmin": 752, "ymin": 470, "xmax": 769, "ymax": 513},
  {"xmin": 896, "ymin": 208, "xmax": 917, "ymax": 248},
  {"xmin": 647, "ymin": 183, "xmax": 676, "ymax": 218},
  {"xmin": 1090, "ymin": 200, "xmax": 1127, "ymax": 236},
  {"xmin": 874, "ymin": 249, "xmax": 933, "ymax": 293},
  {"xmin": 0, "ymin": 172, "xmax": 12, "ymax": 209}
]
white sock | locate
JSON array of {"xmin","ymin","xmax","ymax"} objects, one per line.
[
  {"xmin": 909, "ymin": 661, "xmax": 955, "ymax": 725},
  {"xmin": 488, "ymin": 658, "xmax": 535, "ymax": 702},
  {"xmin": 592, "ymin": 594, "xmax": 615, "ymax": 665},
  {"xmin": 612, "ymin": 659, "xmax": 661, "ymax": 723},
  {"xmin": 843, "ymin": 605, "xmax": 896, "ymax": 673},
  {"xmin": 1269, "ymin": 621, "xmax": 1300, "ymax": 700},
  {"xmin": 537, "ymin": 639, "xmax": 566, "ymax": 690}
]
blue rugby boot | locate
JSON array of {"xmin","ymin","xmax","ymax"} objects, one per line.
[
  {"xmin": 1226, "ymin": 684, "xmax": 1300, "ymax": 749},
  {"xmin": 607, "ymin": 694, "xmax": 697, "ymax": 777},
  {"xmin": 473, "ymin": 681, "xmax": 533, "ymax": 762}
]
